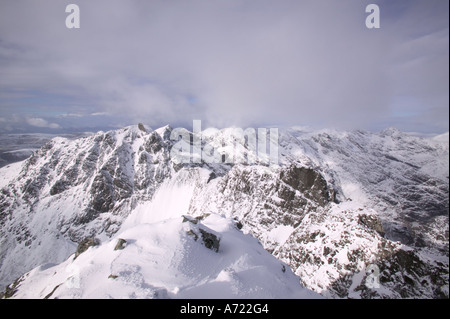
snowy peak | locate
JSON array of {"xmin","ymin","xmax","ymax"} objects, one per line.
[
  {"xmin": 0, "ymin": 125, "xmax": 177, "ymax": 289},
  {"xmin": 5, "ymin": 214, "xmax": 319, "ymax": 299}
]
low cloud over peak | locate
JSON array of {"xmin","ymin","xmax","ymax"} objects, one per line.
[{"xmin": 0, "ymin": 0, "xmax": 448, "ymax": 134}]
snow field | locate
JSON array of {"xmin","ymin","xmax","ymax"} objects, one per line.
[{"xmin": 11, "ymin": 213, "xmax": 319, "ymax": 299}]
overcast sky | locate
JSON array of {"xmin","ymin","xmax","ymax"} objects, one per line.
[{"xmin": 0, "ymin": 0, "xmax": 448, "ymax": 134}]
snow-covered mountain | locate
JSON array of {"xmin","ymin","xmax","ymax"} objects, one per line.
[{"xmin": 0, "ymin": 124, "xmax": 448, "ymax": 298}]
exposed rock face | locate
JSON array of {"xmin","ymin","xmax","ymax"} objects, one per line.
[
  {"xmin": 0, "ymin": 275, "xmax": 25, "ymax": 299},
  {"xmin": 137, "ymin": 123, "xmax": 147, "ymax": 133},
  {"xmin": 74, "ymin": 237, "xmax": 100, "ymax": 259},
  {"xmin": 358, "ymin": 214, "xmax": 385, "ymax": 237},
  {"xmin": 0, "ymin": 125, "xmax": 448, "ymax": 298},
  {"xmin": 375, "ymin": 249, "xmax": 449, "ymax": 299},
  {"xmin": 183, "ymin": 215, "xmax": 221, "ymax": 252},
  {"xmin": 279, "ymin": 165, "xmax": 335, "ymax": 206},
  {"xmin": 198, "ymin": 228, "xmax": 220, "ymax": 253},
  {"xmin": 186, "ymin": 164, "xmax": 337, "ymax": 256},
  {"xmin": 114, "ymin": 238, "xmax": 127, "ymax": 251}
]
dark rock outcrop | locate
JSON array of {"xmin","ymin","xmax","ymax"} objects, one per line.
[
  {"xmin": 184, "ymin": 216, "xmax": 220, "ymax": 253},
  {"xmin": 199, "ymin": 228, "xmax": 220, "ymax": 253},
  {"xmin": 114, "ymin": 238, "xmax": 127, "ymax": 251},
  {"xmin": 358, "ymin": 214, "xmax": 385, "ymax": 237},
  {"xmin": 74, "ymin": 237, "xmax": 100, "ymax": 259},
  {"xmin": 279, "ymin": 166, "xmax": 334, "ymax": 207}
]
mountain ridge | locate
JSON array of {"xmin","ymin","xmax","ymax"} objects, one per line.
[{"xmin": 0, "ymin": 124, "xmax": 448, "ymax": 298}]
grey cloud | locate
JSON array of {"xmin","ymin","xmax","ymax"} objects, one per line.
[
  {"xmin": 0, "ymin": 0, "xmax": 448, "ymax": 133},
  {"xmin": 26, "ymin": 117, "xmax": 60, "ymax": 129}
]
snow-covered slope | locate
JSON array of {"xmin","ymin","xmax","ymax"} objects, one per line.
[
  {"xmin": 0, "ymin": 124, "xmax": 448, "ymax": 298},
  {"xmin": 7, "ymin": 212, "xmax": 317, "ymax": 299},
  {"xmin": 279, "ymin": 127, "xmax": 449, "ymax": 244}
]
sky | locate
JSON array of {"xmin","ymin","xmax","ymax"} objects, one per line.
[{"xmin": 0, "ymin": 0, "xmax": 448, "ymax": 134}]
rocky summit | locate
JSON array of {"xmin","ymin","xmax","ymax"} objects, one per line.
[{"xmin": 0, "ymin": 124, "xmax": 448, "ymax": 298}]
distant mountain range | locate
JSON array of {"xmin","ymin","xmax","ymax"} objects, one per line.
[{"xmin": 0, "ymin": 133, "xmax": 91, "ymax": 168}]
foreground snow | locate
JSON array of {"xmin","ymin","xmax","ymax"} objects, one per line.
[{"xmin": 9, "ymin": 212, "xmax": 319, "ymax": 299}]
